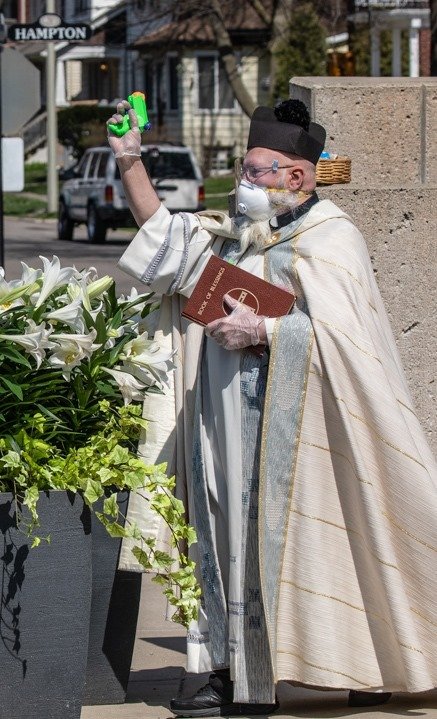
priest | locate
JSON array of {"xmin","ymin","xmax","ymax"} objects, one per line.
[{"xmin": 107, "ymin": 98, "xmax": 437, "ymax": 717}]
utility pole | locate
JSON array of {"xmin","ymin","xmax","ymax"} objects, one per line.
[
  {"xmin": 0, "ymin": 43, "xmax": 4, "ymax": 270},
  {"xmin": 0, "ymin": 13, "xmax": 5, "ymax": 270},
  {"xmin": 46, "ymin": 0, "xmax": 58, "ymax": 214}
]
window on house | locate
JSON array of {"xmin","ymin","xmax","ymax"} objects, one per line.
[
  {"xmin": 197, "ymin": 56, "xmax": 234, "ymax": 111},
  {"xmin": 144, "ymin": 61, "xmax": 154, "ymax": 111},
  {"xmin": 144, "ymin": 56, "xmax": 179, "ymax": 113},
  {"xmin": 204, "ymin": 145, "xmax": 234, "ymax": 175},
  {"xmin": 168, "ymin": 56, "xmax": 179, "ymax": 111},
  {"xmin": 74, "ymin": 0, "xmax": 88, "ymax": 12}
]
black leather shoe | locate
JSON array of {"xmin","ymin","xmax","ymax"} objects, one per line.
[
  {"xmin": 348, "ymin": 690, "xmax": 392, "ymax": 707},
  {"xmin": 170, "ymin": 670, "xmax": 279, "ymax": 717}
]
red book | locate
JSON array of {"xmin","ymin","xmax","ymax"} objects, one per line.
[{"xmin": 181, "ymin": 255, "xmax": 296, "ymax": 328}]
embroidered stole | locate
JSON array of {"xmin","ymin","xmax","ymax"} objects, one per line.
[{"xmin": 190, "ymin": 231, "xmax": 313, "ymax": 702}]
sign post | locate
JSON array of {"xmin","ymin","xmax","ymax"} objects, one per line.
[
  {"xmin": 8, "ymin": 13, "xmax": 92, "ymax": 42},
  {"xmin": 6, "ymin": 13, "xmax": 91, "ymax": 217},
  {"xmin": 0, "ymin": 47, "xmax": 41, "ymax": 269}
]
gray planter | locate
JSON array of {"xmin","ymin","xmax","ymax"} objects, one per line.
[
  {"xmin": 84, "ymin": 491, "xmax": 142, "ymax": 705},
  {"xmin": 0, "ymin": 490, "xmax": 92, "ymax": 719}
]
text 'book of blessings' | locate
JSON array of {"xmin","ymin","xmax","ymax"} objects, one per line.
[{"xmin": 181, "ymin": 254, "xmax": 296, "ymax": 327}]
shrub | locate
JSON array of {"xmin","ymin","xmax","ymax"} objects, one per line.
[{"xmin": 58, "ymin": 105, "xmax": 115, "ymax": 159}]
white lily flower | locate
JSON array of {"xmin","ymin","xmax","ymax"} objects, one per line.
[
  {"xmin": 121, "ymin": 332, "xmax": 175, "ymax": 366},
  {"xmin": 0, "ymin": 296, "xmax": 24, "ymax": 316},
  {"xmin": 50, "ymin": 329, "xmax": 100, "ymax": 356},
  {"xmin": 102, "ymin": 366, "xmax": 148, "ymax": 405},
  {"xmin": 104, "ymin": 326, "xmax": 125, "ymax": 350},
  {"xmin": 0, "ymin": 320, "xmax": 54, "ymax": 368},
  {"xmin": 19, "ymin": 262, "xmax": 42, "ymax": 286},
  {"xmin": 34, "ymin": 256, "xmax": 77, "ymax": 308},
  {"xmin": 117, "ymin": 287, "xmax": 154, "ymax": 319},
  {"xmin": 0, "ymin": 268, "xmax": 41, "ymax": 311},
  {"xmin": 48, "ymin": 329, "xmax": 100, "ymax": 379},
  {"xmin": 122, "ymin": 358, "xmax": 175, "ymax": 390},
  {"xmin": 67, "ymin": 269, "xmax": 102, "ymax": 313},
  {"xmin": 118, "ymin": 333, "xmax": 175, "ymax": 390},
  {"xmin": 44, "ymin": 297, "xmax": 85, "ymax": 332},
  {"xmin": 117, "ymin": 287, "xmax": 139, "ymax": 303}
]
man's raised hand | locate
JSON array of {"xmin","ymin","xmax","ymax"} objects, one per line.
[{"xmin": 107, "ymin": 100, "xmax": 142, "ymax": 159}]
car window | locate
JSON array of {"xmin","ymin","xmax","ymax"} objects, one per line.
[
  {"xmin": 75, "ymin": 153, "xmax": 91, "ymax": 178},
  {"xmin": 97, "ymin": 153, "xmax": 109, "ymax": 178},
  {"xmin": 114, "ymin": 149, "xmax": 198, "ymax": 181},
  {"xmin": 87, "ymin": 152, "xmax": 100, "ymax": 179},
  {"xmin": 142, "ymin": 151, "xmax": 196, "ymax": 180}
]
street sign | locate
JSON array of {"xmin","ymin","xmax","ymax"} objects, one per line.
[
  {"xmin": 1, "ymin": 47, "xmax": 41, "ymax": 135},
  {"xmin": 2, "ymin": 138, "xmax": 24, "ymax": 192},
  {"xmin": 8, "ymin": 13, "xmax": 91, "ymax": 42}
]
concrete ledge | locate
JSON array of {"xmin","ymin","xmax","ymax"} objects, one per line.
[{"xmin": 291, "ymin": 77, "xmax": 437, "ymax": 189}]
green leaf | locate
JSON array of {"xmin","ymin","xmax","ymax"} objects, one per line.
[
  {"xmin": 0, "ymin": 346, "xmax": 32, "ymax": 368},
  {"xmin": 83, "ymin": 478, "xmax": 104, "ymax": 505},
  {"xmin": 101, "ymin": 521, "xmax": 128, "ymax": 538},
  {"xmin": 132, "ymin": 545, "xmax": 153, "ymax": 569},
  {"xmin": 94, "ymin": 311, "xmax": 108, "ymax": 345},
  {"xmin": 0, "ymin": 376, "xmax": 24, "ymax": 400},
  {"xmin": 103, "ymin": 493, "xmax": 119, "ymax": 518}
]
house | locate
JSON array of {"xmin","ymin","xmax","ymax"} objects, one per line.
[
  {"xmin": 5, "ymin": 0, "xmax": 431, "ymax": 170},
  {"xmin": 126, "ymin": 1, "xmax": 274, "ymax": 174},
  {"xmin": 57, "ymin": 0, "xmax": 128, "ymax": 105},
  {"xmin": 2, "ymin": 0, "xmax": 129, "ymax": 157},
  {"xmin": 347, "ymin": 0, "xmax": 431, "ymax": 77}
]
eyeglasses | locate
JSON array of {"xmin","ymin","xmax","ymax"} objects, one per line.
[{"xmin": 235, "ymin": 157, "xmax": 296, "ymax": 184}]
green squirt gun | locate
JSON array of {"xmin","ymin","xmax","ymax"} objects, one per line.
[{"xmin": 108, "ymin": 91, "xmax": 152, "ymax": 137}]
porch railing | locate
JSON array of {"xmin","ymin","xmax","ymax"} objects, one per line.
[{"xmin": 21, "ymin": 111, "xmax": 48, "ymax": 158}]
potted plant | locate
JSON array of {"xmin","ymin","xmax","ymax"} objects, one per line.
[{"xmin": 0, "ymin": 256, "xmax": 199, "ymax": 719}]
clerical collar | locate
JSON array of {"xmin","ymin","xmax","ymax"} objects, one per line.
[{"xmin": 270, "ymin": 192, "xmax": 319, "ymax": 229}]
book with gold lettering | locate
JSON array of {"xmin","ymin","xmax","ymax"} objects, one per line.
[{"xmin": 181, "ymin": 255, "xmax": 296, "ymax": 327}]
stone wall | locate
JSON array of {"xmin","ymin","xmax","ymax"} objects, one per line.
[{"xmin": 289, "ymin": 77, "xmax": 437, "ymax": 453}]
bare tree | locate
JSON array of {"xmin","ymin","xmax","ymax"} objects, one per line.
[{"xmin": 135, "ymin": 0, "xmax": 294, "ymax": 117}]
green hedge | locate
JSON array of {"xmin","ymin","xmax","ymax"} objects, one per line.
[{"xmin": 58, "ymin": 105, "xmax": 115, "ymax": 159}]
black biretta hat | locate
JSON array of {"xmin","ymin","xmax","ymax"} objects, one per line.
[{"xmin": 247, "ymin": 100, "xmax": 326, "ymax": 165}]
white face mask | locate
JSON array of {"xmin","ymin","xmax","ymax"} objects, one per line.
[{"xmin": 236, "ymin": 179, "xmax": 275, "ymax": 221}]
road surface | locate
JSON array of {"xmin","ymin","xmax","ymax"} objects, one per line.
[{"xmin": 3, "ymin": 216, "xmax": 142, "ymax": 296}]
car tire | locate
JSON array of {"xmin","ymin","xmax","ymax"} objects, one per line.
[
  {"xmin": 87, "ymin": 204, "xmax": 107, "ymax": 243},
  {"xmin": 58, "ymin": 200, "xmax": 74, "ymax": 241}
]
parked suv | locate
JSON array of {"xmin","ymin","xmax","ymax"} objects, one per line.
[{"xmin": 58, "ymin": 143, "xmax": 205, "ymax": 243}]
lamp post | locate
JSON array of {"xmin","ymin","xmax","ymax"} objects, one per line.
[{"xmin": 46, "ymin": 0, "xmax": 58, "ymax": 214}]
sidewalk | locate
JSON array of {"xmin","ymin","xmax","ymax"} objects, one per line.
[{"xmin": 81, "ymin": 575, "xmax": 437, "ymax": 719}]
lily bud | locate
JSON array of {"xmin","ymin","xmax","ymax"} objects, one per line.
[{"xmin": 87, "ymin": 275, "xmax": 114, "ymax": 300}]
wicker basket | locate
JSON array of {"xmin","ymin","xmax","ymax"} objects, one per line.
[{"xmin": 316, "ymin": 156, "xmax": 351, "ymax": 185}]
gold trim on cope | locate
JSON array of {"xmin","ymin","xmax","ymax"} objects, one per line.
[
  {"xmin": 301, "ymin": 440, "xmax": 373, "ymax": 485},
  {"xmin": 313, "ymin": 318, "xmax": 382, "ymax": 361},
  {"xmin": 291, "ymin": 507, "xmax": 399, "ymax": 571},
  {"xmin": 281, "ymin": 579, "xmax": 423, "ymax": 649},
  {"xmin": 276, "ymin": 650, "xmax": 374, "ymax": 687},
  {"xmin": 299, "ymin": 254, "xmax": 378, "ymax": 311},
  {"xmin": 382, "ymin": 510, "xmax": 437, "ymax": 553},
  {"xmin": 331, "ymin": 394, "xmax": 428, "ymax": 471},
  {"xmin": 411, "ymin": 607, "xmax": 437, "ymax": 627},
  {"xmin": 265, "ymin": 231, "xmax": 281, "ymax": 245}
]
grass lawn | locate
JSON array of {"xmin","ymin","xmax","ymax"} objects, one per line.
[
  {"xmin": 4, "ymin": 164, "xmax": 235, "ymax": 216},
  {"xmin": 204, "ymin": 175, "xmax": 234, "ymax": 211},
  {"xmin": 4, "ymin": 163, "xmax": 50, "ymax": 217}
]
